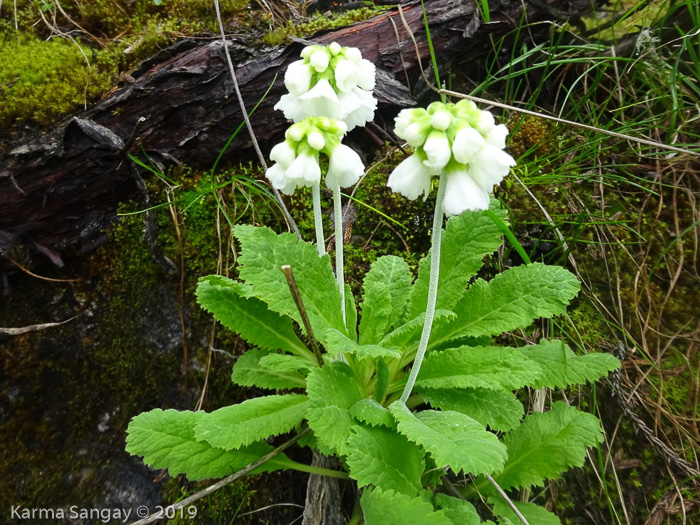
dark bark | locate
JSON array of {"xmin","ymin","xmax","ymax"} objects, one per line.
[{"xmin": 0, "ymin": 0, "xmax": 587, "ymax": 269}]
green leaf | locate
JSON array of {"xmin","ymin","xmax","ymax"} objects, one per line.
[
  {"xmin": 416, "ymin": 346, "xmax": 541, "ymax": 391},
  {"xmin": 258, "ymin": 353, "xmax": 317, "ymax": 374},
  {"xmin": 196, "ymin": 276, "xmax": 309, "ymax": 357},
  {"xmin": 234, "ymin": 225, "xmax": 345, "ymax": 338},
  {"xmin": 433, "ymin": 494, "xmax": 481, "ymax": 525},
  {"xmin": 194, "ymin": 394, "xmax": 308, "ymax": 450},
  {"xmin": 390, "ymin": 403, "xmax": 507, "ymax": 476},
  {"xmin": 407, "ymin": 201, "xmax": 506, "ymax": 320},
  {"xmin": 306, "ymin": 362, "xmax": 365, "ymax": 455},
  {"xmin": 490, "ymin": 497, "xmax": 562, "ymax": 525},
  {"xmin": 359, "ymin": 256, "xmax": 413, "ymax": 344},
  {"xmin": 374, "ymin": 358, "xmax": 389, "ymax": 402},
  {"xmin": 126, "ymin": 409, "xmax": 288, "ymax": 481},
  {"xmin": 421, "ymin": 387, "xmax": 523, "ymax": 432},
  {"xmin": 347, "ymin": 425, "xmax": 425, "ymax": 496},
  {"xmin": 231, "ymin": 349, "xmax": 306, "ymax": 390},
  {"xmin": 350, "ymin": 399, "xmax": 395, "ymax": 428},
  {"xmin": 429, "ymin": 264, "xmax": 580, "ymax": 349},
  {"xmin": 361, "ymin": 489, "xmax": 451, "ymax": 525},
  {"xmin": 494, "ymin": 402, "xmax": 604, "ymax": 490},
  {"xmin": 325, "ymin": 329, "xmax": 401, "ymax": 360},
  {"xmin": 515, "ymin": 340, "xmax": 620, "ymax": 389},
  {"xmin": 380, "ymin": 310, "xmax": 456, "ymax": 351}
]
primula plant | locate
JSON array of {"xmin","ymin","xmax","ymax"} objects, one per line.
[{"xmin": 126, "ymin": 43, "xmax": 620, "ymax": 524}]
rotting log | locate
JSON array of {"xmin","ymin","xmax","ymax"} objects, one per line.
[{"xmin": 0, "ymin": 0, "xmax": 590, "ymax": 270}]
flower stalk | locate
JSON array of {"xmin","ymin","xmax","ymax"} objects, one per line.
[
  {"xmin": 399, "ymin": 172, "xmax": 446, "ymax": 403},
  {"xmin": 333, "ymin": 185, "xmax": 346, "ymax": 325},
  {"xmin": 312, "ymin": 183, "xmax": 326, "ymax": 257}
]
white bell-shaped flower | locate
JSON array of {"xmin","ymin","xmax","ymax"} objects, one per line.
[
  {"xmin": 274, "ymin": 43, "xmax": 376, "ymax": 128},
  {"xmin": 334, "ymin": 59, "xmax": 359, "ymax": 92},
  {"xmin": 300, "ymin": 79, "xmax": 341, "ymax": 119},
  {"xmin": 394, "ymin": 109, "xmax": 418, "ymax": 139},
  {"xmin": 388, "ymin": 100, "xmax": 515, "ymax": 214},
  {"xmin": 422, "ymin": 131, "xmax": 451, "ymax": 172},
  {"xmin": 307, "ymin": 130, "xmax": 326, "ymax": 151},
  {"xmin": 338, "ymin": 87, "xmax": 377, "ymax": 130},
  {"xmin": 286, "ymin": 151, "xmax": 322, "ymax": 186},
  {"xmin": 309, "ymin": 49, "xmax": 330, "ymax": 73},
  {"xmin": 266, "ymin": 163, "xmax": 298, "ymax": 195},
  {"xmin": 387, "ymin": 154, "xmax": 433, "ymax": 201},
  {"xmin": 344, "ymin": 47, "xmax": 362, "ymax": 61},
  {"xmin": 403, "ymin": 122, "xmax": 430, "ymax": 148},
  {"xmin": 485, "ymin": 123, "xmax": 509, "ymax": 149},
  {"xmin": 468, "ymin": 145, "xmax": 516, "ymax": 191},
  {"xmin": 329, "ymin": 42, "xmax": 342, "ymax": 55},
  {"xmin": 442, "ymin": 166, "xmax": 491, "ymax": 215},
  {"xmin": 327, "ymin": 144, "xmax": 364, "ymax": 188},
  {"xmin": 430, "ymin": 110, "xmax": 452, "ymax": 131},
  {"xmin": 284, "ymin": 60, "xmax": 313, "ymax": 97},
  {"xmin": 270, "ymin": 140, "xmax": 297, "ymax": 168},
  {"xmin": 356, "ymin": 59, "xmax": 376, "ymax": 91},
  {"xmin": 275, "ymin": 93, "xmax": 307, "ymax": 122},
  {"xmin": 451, "ymin": 127, "xmax": 485, "ymax": 164},
  {"xmin": 475, "ymin": 110, "xmax": 495, "ymax": 135}
]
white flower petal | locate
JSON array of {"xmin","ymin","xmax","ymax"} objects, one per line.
[
  {"xmin": 286, "ymin": 121, "xmax": 308, "ymax": 142},
  {"xmin": 430, "ymin": 110, "xmax": 452, "ymax": 131},
  {"xmin": 403, "ymin": 122, "xmax": 429, "ymax": 148},
  {"xmin": 327, "ymin": 144, "xmax": 364, "ymax": 188},
  {"xmin": 307, "ymin": 130, "xmax": 325, "ymax": 151},
  {"xmin": 469, "ymin": 145, "xmax": 516, "ymax": 191},
  {"xmin": 286, "ymin": 151, "xmax": 321, "ymax": 186},
  {"xmin": 387, "ymin": 154, "xmax": 433, "ymax": 201},
  {"xmin": 266, "ymin": 163, "xmax": 298, "ymax": 195},
  {"xmin": 310, "ymin": 49, "xmax": 330, "ymax": 72},
  {"xmin": 356, "ymin": 59, "xmax": 376, "ymax": 91},
  {"xmin": 422, "ymin": 131, "xmax": 451, "ymax": 172},
  {"xmin": 300, "ymin": 79, "xmax": 341, "ymax": 119},
  {"xmin": 270, "ymin": 141, "xmax": 297, "ymax": 168},
  {"xmin": 475, "ymin": 110, "xmax": 495, "ymax": 135},
  {"xmin": 284, "ymin": 60, "xmax": 313, "ymax": 96},
  {"xmin": 329, "ymin": 42, "xmax": 341, "ymax": 56},
  {"xmin": 344, "ymin": 47, "xmax": 362, "ymax": 62},
  {"xmin": 339, "ymin": 87, "xmax": 376, "ymax": 130},
  {"xmin": 484, "ymin": 124, "xmax": 509, "ymax": 149},
  {"xmin": 335, "ymin": 59, "xmax": 359, "ymax": 92},
  {"xmin": 333, "ymin": 119, "xmax": 348, "ymax": 136},
  {"xmin": 452, "ymin": 127, "xmax": 485, "ymax": 164},
  {"xmin": 394, "ymin": 109, "xmax": 415, "ymax": 139},
  {"xmin": 274, "ymin": 93, "xmax": 307, "ymax": 122},
  {"xmin": 300, "ymin": 46, "xmax": 314, "ymax": 60},
  {"xmin": 443, "ymin": 168, "xmax": 490, "ymax": 215}
]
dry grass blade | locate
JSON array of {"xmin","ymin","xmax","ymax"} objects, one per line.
[{"xmin": 0, "ymin": 316, "xmax": 77, "ymax": 335}]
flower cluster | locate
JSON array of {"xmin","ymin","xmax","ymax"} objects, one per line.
[
  {"xmin": 275, "ymin": 42, "xmax": 377, "ymax": 130},
  {"xmin": 388, "ymin": 100, "xmax": 516, "ymax": 215},
  {"xmin": 266, "ymin": 116, "xmax": 365, "ymax": 194}
]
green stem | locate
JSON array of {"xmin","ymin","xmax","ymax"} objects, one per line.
[
  {"xmin": 399, "ymin": 173, "xmax": 446, "ymax": 403},
  {"xmin": 347, "ymin": 497, "xmax": 363, "ymax": 525},
  {"xmin": 312, "ymin": 183, "xmax": 326, "ymax": 257},
  {"xmin": 406, "ymin": 393, "xmax": 424, "ymax": 409},
  {"xmin": 277, "ymin": 458, "xmax": 350, "ymax": 480},
  {"xmin": 333, "ymin": 184, "xmax": 346, "ymax": 325}
]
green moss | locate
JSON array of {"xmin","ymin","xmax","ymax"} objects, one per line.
[
  {"xmin": 0, "ymin": 34, "xmax": 115, "ymax": 127},
  {"xmin": 165, "ymin": 477, "xmax": 257, "ymax": 524},
  {"xmin": 262, "ymin": 7, "xmax": 386, "ymax": 46},
  {"xmin": 0, "ymin": 0, "xmax": 251, "ymax": 137}
]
